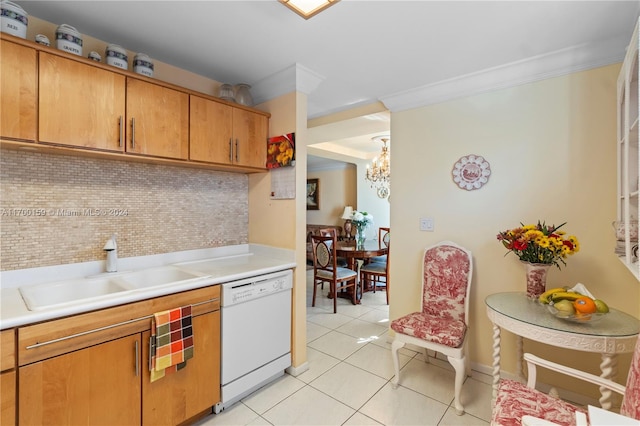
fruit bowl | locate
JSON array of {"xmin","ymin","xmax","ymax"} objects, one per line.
[{"xmin": 546, "ymin": 304, "xmax": 608, "ymax": 323}]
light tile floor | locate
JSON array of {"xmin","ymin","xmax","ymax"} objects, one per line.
[{"xmin": 195, "ymin": 270, "xmax": 493, "ymax": 425}]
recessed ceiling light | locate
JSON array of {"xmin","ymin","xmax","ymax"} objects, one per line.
[{"xmin": 279, "ymin": 0, "xmax": 339, "ymax": 19}]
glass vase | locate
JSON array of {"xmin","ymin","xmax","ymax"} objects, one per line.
[
  {"xmin": 356, "ymin": 227, "xmax": 366, "ymax": 248},
  {"xmin": 522, "ymin": 261, "xmax": 551, "ymax": 300},
  {"xmin": 234, "ymin": 83, "xmax": 254, "ymax": 106}
]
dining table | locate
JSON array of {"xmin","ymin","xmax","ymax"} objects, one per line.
[{"xmin": 335, "ymin": 239, "xmax": 388, "ymax": 303}]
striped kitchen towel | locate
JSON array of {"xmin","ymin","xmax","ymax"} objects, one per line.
[{"xmin": 150, "ymin": 305, "xmax": 194, "ymax": 382}]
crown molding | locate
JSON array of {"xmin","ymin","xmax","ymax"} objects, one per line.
[
  {"xmin": 252, "ymin": 63, "xmax": 325, "ymax": 105},
  {"xmin": 380, "ymin": 35, "xmax": 628, "ymax": 113}
]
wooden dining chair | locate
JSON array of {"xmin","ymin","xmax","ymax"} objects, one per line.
[
  {"xmin": 360, "ymin": 237, "xmax": 390, "ymax": 304},
  {"xmin": 319, "ymin": 228, "xmax": 348, "ymax": 268},
  {"xmin": 311, "ymin": 234, "xmax": 358, "ymax": 313},
  {"xmin": 368, "ymin": 227, "xmax": 390, "ymax": 263}
]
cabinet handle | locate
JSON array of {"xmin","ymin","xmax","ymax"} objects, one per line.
[
  {"xmin": 131, "ymin": 117, "xmax": 136, "ymax": 149},
  {"xmin": 135, "ymin": 340, "xmax": 139, "ymax": 377},
  {"xmin": 148, "ymin": 335, "xmax": 154, "ymax": 372},
  {"xmin": 228, "ymin": 138, "xmax": 233, "ymax": 163},
  {"xmin": 118, "ymin": 116, "xmax": 123, "ymax": 147},
  {"xmin": 235, "ymin": 139, "xmax": 239, "ymax": 163}
]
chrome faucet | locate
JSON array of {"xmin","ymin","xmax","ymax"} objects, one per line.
[{"xmin": 103, "ymin": 234, "xmax": 118, "ymax": 272}]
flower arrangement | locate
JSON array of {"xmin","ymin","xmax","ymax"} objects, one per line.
[
  {"xmin": 351, "ymin": 211, "xmax": 374, "ymax": 246},
  {"xmin": 496, "ymin": 220, "xmax": 580, "ymax": 269}
]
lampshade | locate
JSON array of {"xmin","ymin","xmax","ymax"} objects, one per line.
[{"xmin": 341, "ymin": 206, "xmax": 354, "ymax": 219}]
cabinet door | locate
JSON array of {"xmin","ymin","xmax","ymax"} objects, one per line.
[
  {"xmin": 39, "ymin": 52, "xmax": 126, "ymax": 151},
  {"xmin": 190, "ymin": 95, "xmax": 234, "ymax": 164},
  {"xmin": 0, "ymin": 40, "xmax": 36, "ymax": 142},
  {"xmin": 19, "ymin": 334, "xmax": 141, "ymax": 426},
  {"xmin": 126, "ymin": 78, "xmax": 189, "ymax": 159},
  {"xmin": 232, "ymin": 108, "xmax": 268, "ymax": 168},
  {"xmin": 142, "ymin": 311, "xmax": 220, "ymax": 426},
  {"xmin": 1, "ymin": 370, "xmax": 15, "ymax": 426}
]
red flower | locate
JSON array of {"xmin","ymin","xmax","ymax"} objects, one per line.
[{"xmin": 513, "ymin": 240, "xmax": 528, "ymax": 251}]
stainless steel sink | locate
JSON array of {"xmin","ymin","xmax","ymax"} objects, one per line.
[
  {"xmin": 118, "ymin": 266, "xmax": 208, "ymax": 290},
  {"xmin": 19, "ymin": 277, "xmax": 129, "ymax": 311}
]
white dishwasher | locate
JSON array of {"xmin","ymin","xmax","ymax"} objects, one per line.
[{"xmin": 217, "ymin": 269, "xmax": 293, "ymax": 412}]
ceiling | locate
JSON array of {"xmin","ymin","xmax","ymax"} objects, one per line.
[{"xmin": 20, "ymin": 1, "xmax": 640, "ymax": 168}]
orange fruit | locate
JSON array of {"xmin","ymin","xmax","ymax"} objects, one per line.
[{"xmin": 573, "ymin": 297, "xmax": 597, "ymax": 314}]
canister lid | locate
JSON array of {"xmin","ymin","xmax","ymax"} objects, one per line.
[{"xmin": 1, "ymin": 1, "xmax": 27, "ymax": 15}]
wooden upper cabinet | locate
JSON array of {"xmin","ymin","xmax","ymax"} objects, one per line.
[
  {"xmin": 0, "ymin": 40, "xmax": 36, "ymax": 142},
  {"xmin": 39, "ymin": 52, "xmax": 126, "ymax": 151},
  {"xmin": 190, "ymin": 95, "xmax": 234, "ymax": 164},
  {"xmin": 233, "ymin": 108, "xmax": 268, "ymax": 168},
  {"xmin": 126, "ymin": 78, "xmax": 189, "ymax": 160},
  {"xmin": 190, "ymin": 95, "xmax": 267, "ymax": 168}
]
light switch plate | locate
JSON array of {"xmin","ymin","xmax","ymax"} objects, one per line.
[{"xmin": 420, "ymin": 217, "xmax": 434, "ymax": 231}]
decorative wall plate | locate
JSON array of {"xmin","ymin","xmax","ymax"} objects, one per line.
[{"xmin": 452, "ymin": 155, "xmax": 491, "ymax": 190}]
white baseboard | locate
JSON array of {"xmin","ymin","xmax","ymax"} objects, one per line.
[{"xmin": 286, "ymin": 361, "xmax": 309, "ymax": 377}]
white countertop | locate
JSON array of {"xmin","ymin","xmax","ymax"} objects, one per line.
[{"xmin": 1, "ymin": 244, "xmax": 296, "ymax": 329}]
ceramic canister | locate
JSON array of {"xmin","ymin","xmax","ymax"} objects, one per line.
[
  {"xmin": 133, "ymin": 53, "xmax": 154, "ymax": 77},
  {"xmin": 55, "ymin": 24, "xmax": 83, "ymax": 56},
  {"xmin": 0, "ymin": 0, "xmax": 28, "ymax": 39},
  {"xmin": 105, "ymin": 43, "xmax": 128, "ymax": 70},
  {"xmin": 88, "ymin": 51, "xmax": 101, "ymax": 62},
  {"xmin": 35, "ymin": 34, "xmax": 50, "ymax": 46}
]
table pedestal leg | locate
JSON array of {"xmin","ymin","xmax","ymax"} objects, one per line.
[
  {"xmin": 599, "ymin": 354, "xmax": 618, "ymax": 410},
  {"xmin": 492, "ymin": 324, "xmax": 501, "ymax": 402}
]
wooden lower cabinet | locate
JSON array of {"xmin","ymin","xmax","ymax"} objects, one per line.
[
  {"xmin": 16, "ymin": 285, "xmax": 221, "ymax": 425},
  {"xmin": 1, "ymin": 370, "xmax": 15, "ymax": 426},
  {"xmin": 19, "ymin": 334, "xmax": 142, "ymax": 425},
  {"xmin": 142, "ymin": 310, "xmax": 220, "ymax": 426}
]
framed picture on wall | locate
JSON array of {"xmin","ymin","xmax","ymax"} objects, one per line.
[{"xmin": 307, "ymin": 179, "xmax": 319, "ymax": 210}]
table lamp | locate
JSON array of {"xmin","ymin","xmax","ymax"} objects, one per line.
[{"xmin": 341, "ymin": 206, "xmax": 354, "ymax": 240}]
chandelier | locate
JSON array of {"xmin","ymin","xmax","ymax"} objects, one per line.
[{"xmin": 365, "ymin": 136, "xmax": 390, "ymax": 198}]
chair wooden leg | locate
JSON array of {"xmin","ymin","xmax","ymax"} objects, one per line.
[
  {"xmin": 351, "ymin": 278, "xmax": 357, "ymax": 306},
  {"xmin": 312, "ymin": 278, "xmax": 317, "ymax": 307},
  {"xmin": 331, "ymin": 281, "xmax": 337, "ymax": 313},
  {"xmin": 448, "ymin": 355, "xmax": 466, "ymax": 416},
  {"xmin": 391, "ymin": 339, "xmax": 405, "ymax": 388}
]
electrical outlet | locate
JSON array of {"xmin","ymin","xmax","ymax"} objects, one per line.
[{"xmin": 420, "ymin": 217, "xmax": 434, "ymax": 231}]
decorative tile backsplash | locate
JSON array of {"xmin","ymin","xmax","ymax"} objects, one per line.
[{"xmin": 0, "ymin": 149, "xmax": 249, "ymax": 271}]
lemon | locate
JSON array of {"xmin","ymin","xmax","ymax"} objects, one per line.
[{"xmin": 594, "ymin": 299, "xmax": 609, "ymax": 313}]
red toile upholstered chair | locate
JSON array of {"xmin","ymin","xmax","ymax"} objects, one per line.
[
  {"xmin": 390, "ymin": 241, "xmax": 473, "ymax": 415},
  {"xmin": 491, "ymin": 334, "xmax": 640, "ymax": 426}
]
